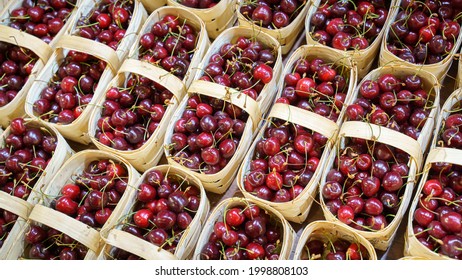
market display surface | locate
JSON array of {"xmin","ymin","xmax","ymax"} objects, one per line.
[{"xmin": 0, "ymin": 0, "xmax": 461, "ymax": 260}]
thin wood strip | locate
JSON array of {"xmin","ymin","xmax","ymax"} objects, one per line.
[
  {"xmin": 0, "ymin": 25, "xmax": 52, "ymax": 63},
  {"xmin": 105, "ymin": 229, "xmax": 178, "ymax": 260},
  {"xmin": 0, "ymin": 192, "xmax": 32, "ymax": 220},
  {"xmin": 339, "ymin": 121, "xmax": 423, "ymax": 169},
  {"xmin": 268, "ymin": 103, "xmax": 339, "ymax": 139},
  {"xmin": 188, "ymin": 80, "xmax": 261, "ymax": 130},
  {"xmin": 28, "ymin": 204, "xmax": 100, "ymax": 252},
  {"xmin": 54, "ymin": 35, "xmax": 120, "ymax": 72},
  {"xmin": 425, "ymin": 147, "xmax": 462, "ymax": 166},
  {"xmin": 118, "ymin": 59, "xmax": 186, "ymax": 102}
]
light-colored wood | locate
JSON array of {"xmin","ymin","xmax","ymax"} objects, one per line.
[
  {"xmin": 344, "ymin": 65, "xmax": 441, "ymax": 158},
  {"xmin": 379, "ymin": 6, "xmax": 462, "ymax": 81},
  {"xmin": 237, "ymin": 0, "xmax": 310, "ymax": 54},
  {"xmin": 293, "ymin": 221, "xmax": 377, "ymax": 260},
  {"xmin": 305, "ymin": 0, "xmax": 399, "ymax": 78},
  {"xmin": 192, "ymin": 26, "xmax": 282, "ymax": 115},
  {"xmin": 319, "ymin": 121, "xmax": 420, "ymax": 251},
  {"xmin": 237, "ymin": 103, "xmax": 338, "ymax": 223},
  {"xmin": 66, "ymin": 0, "xmax": 148, "ymax": 71},
  {"xmin": 404, "ymin": 147, "xmax": 462, "ymax": 260},
  {"xmin": 7, "ymin": 149, "xmax": 140, "ymax": 260},
  {"xmin": 164, "ymin": 80, "xmax": 258, "ymax": 194},
  {"xmin": 431, "ymin": 88, "xmax": 462, "ymax": 149},
  {"xmin": 273, "ymin": 44, "xmax": 358, "ymax": 126},
  {"xmin": 0, "ymin": 27, "xmax": 47, "ymax": 127},
  {"xmin": 141, "ymin": 0, "xmax": 167, "ymax": 13},
  {"xmin": 193, "ymin": 197, "xmax": 295, "ymax": 260},
  {"xmin": 25, "ymin": 49, "xmax": 114, "ymax": 144},
  {"xmin": 98, "ymin": 165, "xmax": 210, "ymax": 260},
  {"xmin": 167, "ymin": 0, "xmax": 237, "ymax": 39},
  {"xmin": 0, "ymin": 118, "xmax": 73, "ymax": 259},
  {"xmin": 127, "ymin": 6, "xmax": 210, "ymax": 91},
  {"xmin": 87, "ymin": 59, "xmax": 183, "ymax": 172}
]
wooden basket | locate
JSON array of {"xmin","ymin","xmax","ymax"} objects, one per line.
[
  {"xmin": 345, "ymin": 65, "xmax": 441, "ymax": 155},
  {"xmin": 0, "ymin": 118, "xmax": 73, "ymax": 259},
  {"xmin": 273, "ymin": 44, "xmax": 358, "ymax": 126},
  {"xmin": 305, "ymin": 0, "xmax": 399, "ymax": 78},
  {"xmin": 0, "ymin": 0, "xmax": 80, "ymax": 51},
  {"xmin": 403, "ymin": 147, "xmax": 462, "ymax": 260},
  {"xmin": 164, "ymin": 80, "xmax": 261, "ymax": 194},
  {"xmin": 431, "ymin": 88, "xmax": 462, "ymax": 149},
  {"xmin": 293, "ymin": 220, "xmax": 377, "ymax": 260},
  {"xmin": 319, "ymin": 121, "xmax": 423, "ymax": 251},
  {"xmin": 237, "ymin": 0, "xmax": 309, "ymax": 54},
  {"xmin": 379, "ymin": 7, "xmax": 462, "ymax": 82},
  {"xmin": 98, "ymin": 164, "xmax": 210, "ymax": 260},
  {"xmin": 192, "ymin": 26, "xmax": 282, "ymax": 115},
  {"xmin": 141, "ymin": 0, "xmax": 167, "ymax": 13},
  {"xmin": 127, "ymin": 6, "xmax": 209, "ymax": 91},
  {"xmin": 167, "ymin": 0, "xmax": 237, "ymax": 39},
  {"xmin": 25, "ymin": 46, "xmax": 116, "ymax": 144},
  {"xmin": 237, "ymin": 103, "xmax": 338, "ymax": 223},
  {"xmin": 7, "ymin": 150, "xmax": 140, "ymax": 260},
  {"xmin": 66, "ymin": 0, "xmax": 148, "ymax": 69},
  {"xmin": 193, "ymin": 197, "xmax": 295, "ymax": 260},
  {"xmin": 0, "ymin": 30, "xmax": 47, "ymax": 128},
  {"xmin": 88, "ymin": 59, "xmax": 184, "ymax": 172}
]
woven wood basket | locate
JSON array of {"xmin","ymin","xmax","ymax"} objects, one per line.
[
  {"xmin": 379, "ymin": 6, "xmax": 462, "ymax": 82},
  {"xmin": 7, "ymin": 150, "xmax": 140, "ymax": 260},
  {"xmin": 193, "ymin": 26, "xmax": 282, "ymax": 115},
  {"xmin": 237, "ymin": 103, "xmax": 338, "ymax": 223},
  {"xmin": 319, "ymin": 121, "xmax": 423, "ymax": 251},
  {"xmin": 237, "ymin": 0, "xmax": 310, "ymax": 54},
  {"xmin": 305, "ymin": 0, "xmax": 399, "ymax": 78},
  {"xmin": 167, "ymin": 0, "xmax": 236, "ymax": 39},
  {"xmin": 127, "ymin": 6, "xmax": 210, "ymax": 91},
  {"xmin": 0, "ymin": 119, "xmax": 73, "ymax": 259},
  {"xmin": 98, "ymin": 164, "xmax": 210, "ymax": 260},
  {"xmin": 403, "ymin": 147, "xmax": 462, "ymax": 260},
  {"xmin": 431, "ymin": 88, "xmax": 462, "ymax": 149},
  {"xmin": 293, "ymin": 220, "xmax": 377, "ymax": 260},
  {"xmin": 164, "ymin": 80, "xmax": 261, "ymax": 194},
  {"xmin": 273, "ymin": 44, "xmax": 358, "ymax": 126},
  {"xmin": 0, "ymin": 29, "xmax": 47, "ymax": 127},
  {"xmin": 141, "ymin": 0, "xmax": 167, "ymax": 13},
  {"xmin": 88, "ymin": 59, "xmax": 184, "ymax": 172},
  {"xmin": 345, "ymin": 65, "xmax": 441, "ymax": 156},
  {"xmin": 193, "ymin": 197, "xmax": 295, "ymax": 260}
]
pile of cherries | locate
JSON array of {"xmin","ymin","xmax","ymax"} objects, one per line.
[
  {"xmin": 243, "ymin": 118, "xmax": 326, "ymax": 202},
  {"xmin": 111, "ymin": 169, "xmax": 202, "ymax": 259},
  {"xmin": 386, "ymin": 1, "xmax": 462, "ymax": 64},
  {"xmin": 75, "ymin": 0, "xmax": 134, "ymax": 50},
  {"xmin": 346, "ymin": 73, "xmax": 433, "ymax": 140},
  {"xmin": 239, "ymin": 0, "xmax": 307, "ymax": 29},
  {"xmin": 94, "ymin": 73, "xmax": 173, "ymax": 151},
  {"xmin": 32, "ymin": 51, "xmax": 106, "ymax": 125},
  {"xmin": 0, "ymin": 42, "xmax": 39, "ymax": 107},
  {"xmin": 309, "ymin": 0, "xmax": 389, "ymax": 50},
  {"xmin": 200, "ymin": 203, "xmax": 284, "ymax": 260},
  {"xmin": 438, "ymin": 105, "xmax": 462, "ymax": 149},
  {"xmin": 50, "ymin": 159, "xmax": 129, "ymax": 229},
  {"xmin": 0, "ymin": 118, "xmax": 57, "ymax": 200},
  {"xmin": 8, "ymin": 0, "xmax": 77, "ymax": 43},
  {"xmin": 412, "ymin": 162, "xmax": 462, "ymax": 259},
  {"xmin": 0, "ymin": 209, "xmax": 20, "ymax": 249},
  {"xmin": 25, "ymin": 224, "xmax": 88, "ymax": 259},
  {"xmin": 303, "ymin": 236, "xmax": 370, "ymax": 260},
  {"xmin": 138, "ymin": 14, "xmax": 198, "ymax": 80},
  {"xmin": 198, "ymin": 36, "xmax": 276, "ymax": 100},
  {"xmin": 276, "ymin": 57, "xmax": 349, "ymax": 123},
  {"xmin": 167, "ymin": 94, "xmax": 248, "ymax": 175},
  {"xmin": 176, "ymin": 0, "xmax": 220, "ymax": 9},
  {"xmin": 321, "ymin": 138, "xmax": 411, "ymax": 232}
]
